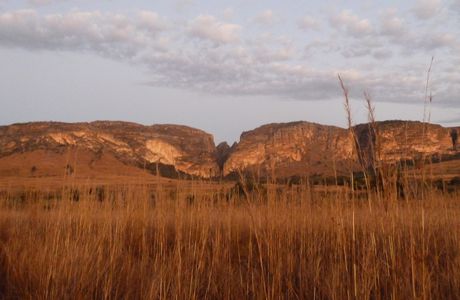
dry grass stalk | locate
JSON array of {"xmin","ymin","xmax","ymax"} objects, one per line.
[{"xmin": 338, "ymin": 74, "xmax": 358, "ymax": 194}]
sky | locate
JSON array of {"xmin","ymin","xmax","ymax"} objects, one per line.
[{"xmin": 0, "ymin": 0, "xmax": 459, "ymax": 143}]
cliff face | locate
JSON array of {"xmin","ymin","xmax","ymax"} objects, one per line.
[
  {"xmin": 354, "ymin": 121, "xmax": 455, "ymax": 163},
  {"xmin": 223, "ymin": 122, "xmax": 354, "ymax": 177},
  {"xmin": 0, "ymin": 120, "xmax": 458, "ymax": 179},
  {"xmin": 223, "ymin": 121, "xmax": 458, "ymax": 177},
  {"xmin": 216, "ymin": 142, "xmax": 236, "ymax": 170},
  {"xmin": 0, "ymin": 121, "xmax": 219, "ymax": 178}
]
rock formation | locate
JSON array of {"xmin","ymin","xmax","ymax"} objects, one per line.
[
  {"xmin": 223, "ymin": 120, "xmax": 457, "ymax": 177},
  {"xmin": 223, "ymin": 122, "xmax": 354, "ymax": 177},
  {"xmin": 0, "ymin": 120, "xmax": 458, "ymax": 180},
  {"xmin": 0, "ymin": 121, "xmax": 219, "ymax": 178},
  {"xmin": 216, "ymin": 142, "xmax": 232, "ymax": 171},
  {"xmin": 451, "ymin": 128, "xmax": 459, "ymax": 151},
  {"xmin": 354, "ymin": 121, "xmax": 454, "ymax": 164}
]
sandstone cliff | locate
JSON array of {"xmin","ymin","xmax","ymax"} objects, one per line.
[
  {"xmin": 0, "ymin": 120, "xmax": 458, "ymax": 180},
  {"xmin": 223, "ymin": 120, "xmax": 458, "ymax": 177},
  {"xmin": 354, "ymin": 121, "xmax": 455, "ymax": 164},
  {"xmin": 0, "ymin": 121, "xmax": 219, "ymax": 178},
  {"xmin": 223, "ymin": 122, "xmax": 354, "ymax": 177}
]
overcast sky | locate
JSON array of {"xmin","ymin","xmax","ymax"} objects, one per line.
[{"xmin": 0, "ymin": 0, "xmax": 459, "ymax": 143}]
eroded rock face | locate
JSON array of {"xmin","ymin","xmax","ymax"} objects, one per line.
[
  {"xmin": 216, "ymin": 142, "xmax": 238, "ymax": 171},
  {"xmin": 354, "ymin": 121, "xmax": 454, "ymax": 163},
  {"xmin": 223, "ymin": 122, "xmax": 354, "ymax": 177},
  {"xmin": 0, "ymin": 120, "xmax": 457, "ymax": 179},
  {"xmin": 0, "ymin": 121, "xmax": 219, "ymax": 178},
  {"xmin": 223, "ymin": 120, "xmax": 458, "ymax": 177},
  {"xmin": 450, "ymin": 127, "xmax": 459, "ymax": 151}
]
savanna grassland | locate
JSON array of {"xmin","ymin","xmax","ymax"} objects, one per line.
[{"xmin": 0, "ymin": 176, "xmax": 459, "ymax": 299}]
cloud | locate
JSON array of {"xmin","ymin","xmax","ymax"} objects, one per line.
[
  {"xmin": 389, "ymin": 30, "xmax": 458, "ymax": 54},
  {"xmin": 188, "ymin": 15, "xmax": 241, "ymax": 44},
  {"xmin": 0, "ymin": 8, "xmax": 458, "ymax": 109},
  {"xmin": 341, "ymin": 46, "xmax": 372, "ymax": 58},
  {"xmin": 222, "ymin": 8, "xmax": 234, "ymax": 20},
  {"xmin": 253, "ymin": 10, "xmax": 279, "ymax": 25},
  {"xmin": 298, "ymin": 15, "xmax": 319, "ymax": 31},
  {"xmin": 138, "ymin": 11, "xmax": 168, "ymax": 32},
  {"xmin": 28, "ymin": 0, "xmax": 64, "ymax": 5},
  {"xmin": 419, "ymin": 32, "xmax": 456, "ymax": 50},
  {"xmin": 304, "ymin": 40, "xmax": 340, "ymax": 55},
  {"xmin": 330, "ymin": 10, "xmax": 373, "ymax": 37},
  {"xmin": 379, "ymin": 10, "xmax": 405, "ymax": 37},
  {"xmin": 29, "ymin": 0, "xmax": 52, "ymax": 4},
  {"xmin": 452, "ymin": 0, "xmax": 460, "ymax": 13},
  {"xmin": 0, "ymin": 9, "xmax": 171, "ymax": 59},
  {"xmin": 175, "ymin": 0, "xmax": 194, "ymax": 10},
  {"xmin": 413, "ymin": 0, "xmax": 442, "ymax": 19},
  {"xmin": 372, "ymin": 49, "xmax": 393, "ymax": 60},
  {"xmin": 252, "ymin": 45, "xmax": 296, "ymax": 62}
]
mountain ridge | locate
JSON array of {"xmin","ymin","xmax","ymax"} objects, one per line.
[{"xmin": 0, "ymin": 120, "xmax": 458, "ymax": 179}]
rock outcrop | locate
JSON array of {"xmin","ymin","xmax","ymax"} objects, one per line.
[
  {"xmin": 223, "ymin": 120, "xmax": 458, "ymax": 177},
  {"xmin": 0, "ymin": 121, "xmax": 219, "ymax": 178},
  {"xmin": 223, "ymin": 122, "xmax": 354, "ymax": 177},
  {"xmin": 216, "ymin": 142, "xmax": 233, "ymax": 171},
  {"xmin": 354, "ymin": 121, "xmax": 454, "ymax": 163},
  {"xmin": 450, "ymin": 127, "xmax": 459, "ymax": 151},
  {"xmin": 0, "ymin": 120, "xmax": 458, "ymax": 180}
]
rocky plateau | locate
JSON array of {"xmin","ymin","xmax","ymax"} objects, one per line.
[
  {"xmin": 0, "ymin": 120, "xmax": 458, "ymax": 179},
  {"xmin": 0, "ymin": 121, "xmax": 219, "ymax": 178}
]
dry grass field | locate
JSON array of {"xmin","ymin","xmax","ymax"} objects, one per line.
[{"xmin": 0, "ymin": 177, "xmax": 459, "ymax": 299}]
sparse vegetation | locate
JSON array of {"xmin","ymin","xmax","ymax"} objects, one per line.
[
  {"xmin": 65, "ymin": 163, "xmax": 74, "ymax": 176},
  {"xmin": 451, "ymin": 129, "xmax": 458, "ymax": 151},
  {"xmin": 30, "ymin": 165, "xmax": 37, "ymax": 175}
]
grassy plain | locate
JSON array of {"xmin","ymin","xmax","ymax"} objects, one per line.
[{"xmin": 0, "ymin": 175, "xmax": 459, "ymax": 299}]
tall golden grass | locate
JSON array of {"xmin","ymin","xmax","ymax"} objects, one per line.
[{"xmin": 0, "ymin": 182, "xmax": 459, "ymax": 299}]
